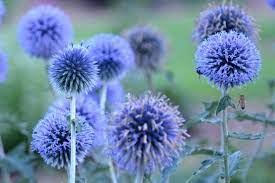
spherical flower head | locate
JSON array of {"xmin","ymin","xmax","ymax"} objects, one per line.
[
  {"xmin": 195, "ymin": 31, "xmax": 261, "ymax": 90},
  {"xmin": 108, "ymin": 92, "xmax": 190, "ymax": 174},
  {"xmin": 31, "ymin": 113, "xmax": 94, "ymax": 169},
  {"xmin": 267, "ymin": 0, "xmax": 275, "ymax": 9},
  {"xmin": 193, "ymin": 4, "xmax": 258, "ymax": 44},
  {"xmin": 49, "ymin": 44, "xmax": 98, "ymax": 95},
  {"xmin": 0, "ymin": 0, "xmax": 6, "ymax": 24},
  {"xmin": 18, "ymin": 5, "xmax": 73, "ymax": 60},
  {"xmin": 49, "ymin": 95, "xmax": 106, "ymax": 147},
  {"xmin": 87, "ymin": 81, "xmax": 125, "ymax": 111},
  {"xmin": 85, "ymin": 33, "xmax": 134, "ymax": 82},
  {"xmin": 0, "ymin": 50, "xmax": 8, "ymax": 83},
  {"xmin": 125, "ymin": 26, "xmax": 166, "ymax": 73}
]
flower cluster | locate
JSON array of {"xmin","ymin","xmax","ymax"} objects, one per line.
[
  {"xmin": 48, "ymin": 44, "xmax": 98, "ymax": 95},
  {"xmin": 18, "ymin": 5, "xmax": 73, "ymax": 60},
  {"xmin": 125, "ymin": 26, "xmax": 166, "ymax": 73},
  {"xmin": 85, "ymin": 33, "xmax": 134, "ymax": 82},
  {"xmin": 31, "ymin": 113, "xmax": 94, "ymax": 169},
  {"xmin": 193, "ymin": 4, "xmax": 258, "ymax": 43},
  {"xmin": 195, "ymin": 31, "xmax": 261, "ymax": 89},
  {"xmin": 108, "ymin": 93, "xmax": 190, "ymax": 174}
]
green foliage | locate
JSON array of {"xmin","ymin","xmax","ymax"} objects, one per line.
[
  {"xmin": 233, "ymin": 111, "xmax": 275, "ymax": 126},
  {"xmin": 216, "ymin": 95, "xmax": 236, "ymax": 115},
  {"xmin": 229, "ymin": 132, "xmax": 264, "ymax": 140}
]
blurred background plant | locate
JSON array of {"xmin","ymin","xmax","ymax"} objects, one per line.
[{"xmin": 0, "ymin": 0, "xmax": 274, "ymax": 182}]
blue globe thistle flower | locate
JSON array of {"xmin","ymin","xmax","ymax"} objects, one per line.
[
  {"xmin": 267, "ymin": 0, "xmax": 275, "ymax": 9},
  {"xmin": 108, "ymin": 93, "xmax": 190, "ymax": 174},
  {"xmin": 193, "ymin": 4, "xmax": 258, "ymax": 44},
  {"xmin": 195, "ymin": 31, "xmax": 261, "ymax": 90},
  {"xmin": 49, "ymin": 95, "xmax": 106, "ymax": 147},
  {"xmin": 31, "ymin": 113, "xmax": 94, "ymax": 169},
  {"xmin": 48, "ymin": 44, "xmax": 98, "ymax": 95},
  {"xmin": 85, "ymin": 33, "xmax": 134, "ymax": 82},
  {"xmin": 0, "ymin": 50, "xmax": 8, "ymax": 83},
  {"xmin": 18, "ymin": 5, "xmax": 73, "ymax": 60},
  {"xmin": 0, "ymin": 0, "xmax": 6, "ymax": 24},
  {"xmin": 125, "ymin": 26, "xmax": 166, "ymax": 73},
  {"xmin": 87, "ymin": 81, "xmax": 125, "ymax": 111}
]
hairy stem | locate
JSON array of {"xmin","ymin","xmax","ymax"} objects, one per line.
[
  {"xmin": 145, "ymin": 71, "xmax": 154, "ymax": 92},
  {"xmin": 0, "ymin": 136, "xmax": 12, "ymax": 183},
  {"xmin": 221, "ymin": 89, "xmax": 230, "ymax": 183},
  {"xmin": 69, "ymin": 96, "xmax": 76, "ymax": 183},
  {"xmin": 100, "ymin": 83, "xmax": 118, "ymax": 183},
  {"xmin": 241, "ymin": 91, "xmax": 275, "ymax": 182}
]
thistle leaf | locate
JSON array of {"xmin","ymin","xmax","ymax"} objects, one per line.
[
  {"xmin": 216, "ymin": 95, "xmax": 235, "ymax": 115},
  {"xmin": 220, "ymin": 151, "xmax": 242, "ymax": 178},
  {"xmin": 233, "ymin": 111, "xmax": 275, "ymax": 126},
  {"xmin": 186, "ymin": 157, "xmax": 221, "ymax": 183},
  {"xmin": 229, "ymin": 132, "xmax": 264, "ymax": 140}
]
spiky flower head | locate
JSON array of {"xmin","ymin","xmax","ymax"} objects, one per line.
[
  {"xmin": 193, "ymin": 3, "xmax": 258, "ymax": 44},
  {"xmin": 108, "ymin": 92, "xmax": 190, "ymax": 174},
  {"xmin": 125, "ymin": 26, "xmax": 166, "ymax": 73},
  {"xmin": 49, "ymin": 95, "xmax": 106, "ymax": 147},
  {"xmin": 31, "ymin": 113, "xmax": 94, "ymax": 169},
  {"xmin": 0, "ymin": 0, "xmax": 6, "ymax": 24},
  {"xmin": 195, "ymin": 31, "xmax": 261, "ymax": 90},
  {"xmin": 267, "ymin": 0, "xmax": 275, "ymax": 9},
  {"xmin": 87, "ymin": 81, "xmax": 125, "ymax": 111},
  {"xmin": 0, "ymin": 50, "xmax": 8, "ymax": 83},
  {"xmin": 18, "ymin": 5, "xmax": 73, "ymax": 60},
  {"xmin": 48, "ymin": 44, "xmax": 98, "ymax": 95},
  {"xmin": 85, "ymin": 33, "xmax": 134, "ymax": 82}
]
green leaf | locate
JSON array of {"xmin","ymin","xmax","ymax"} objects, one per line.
[
  {"xmin": 229, "ymin": 132, "xmax": 264, "ymax": 140},
  {"xmin": 233, "ymin": 111, "xmax": 275, "ymax": 126},
  {"xmin": 220, "ymin": 151, "xmax": 242, "ymax": 178},
  {"xmin": 216, "ymin": 95, "xmax": 236, "ymax": 115},
  {"xmin": 183, "ymin": 145, "xmax": 223, "ymax": 157},
  {"xmin": 186, "ymin": 157, "xmax": 221, "ymax": 183}
]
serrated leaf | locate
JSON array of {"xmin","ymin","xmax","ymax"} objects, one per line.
[
  {"xmin": 216, "ymin": 95, "xmax": 236, "ymax": 115},
  {"xmin": 0, "ymin": 143, "xmax": 35, "ymax": 183},
  {"xmin": 202, "ymin": 101, "xmax": 219, "ymax": 118},
  {"xmin": 220, "ymin": 151, "xmax": 242, "ymax": 178},
  {"xmin": 229, "ymin": 132, "xmax": 264, "ymax": 140},
  {"xmin": 183, "ymin": 145, "xmax": 223, "ymax": 157},
  {"xmin": 186, "ymin": 157, "xmax": 220, "ymax": 183},
  {"xmin": 233, "ymin": 111, "xmax": 275, "ymax": 126}
]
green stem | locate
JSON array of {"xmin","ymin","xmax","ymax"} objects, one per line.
[
  {"xmin": 0, "ymin": 136, "xmax": 12, "ymax": 183},
  {"xmin": 145, "ymin": 71, "xmax": 154, "ymax": 92},
  {"xmin": 135, "ymin": 161, "xmax": 144, "ymax": 183},
  {"xmin": 100, "ymin": 83, "xmax": 118, "ymax": 183},
  {"xmin": 221, "ymin": 89, "xmax": 230, "ymax": 183},
  {"xmin": 69, "ymin": 96, "xmax": 76, "ymax": 183}
]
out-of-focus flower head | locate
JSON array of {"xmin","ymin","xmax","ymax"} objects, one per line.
[{"xmin": 18, "ymin": 5, "xmax": 73, "ymax": 60}]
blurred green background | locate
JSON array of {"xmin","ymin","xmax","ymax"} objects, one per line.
[{"xmin": 0, "ymin": 0, "xmax": 274, "ymax": 182}]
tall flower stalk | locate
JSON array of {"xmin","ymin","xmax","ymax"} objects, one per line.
[
  {"xmin": 48, "ymin": 44, "xmax": 98, "ymax": 182},
  {"xmin": 100, "ymin": 83, "xmax": 118, "ymax": 183},
  {"xmin": 69, "ymin": 95, "xmax": 76, "ymax": 183},
  {"xmin": 221, "ymin": 89, "xmax": 230, "ymax": 183}
]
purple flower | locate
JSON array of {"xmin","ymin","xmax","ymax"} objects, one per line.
[
  {"xmin": 49, "ymin": 95, "xmax": 106, "ymax": 147},
  {"xmin": 0, "ymin": 0, "xmax": 6, "ymax": 24},
  {"xmin": 31, "ymin": 112, "xmax": 94, "ymax": 169},
  {"xmin": 193, "ymin": 4, "xmax": 258, "ymax": 44},
  {"xmin": 0, "ymin": 50, "xmax": 8, "ymax": 83},
  {"xmin": 87, "ymin": 81, "xmax": 125, "ymax": 111},
  {"xmin": 108, "ymin": 92, "xmax": 190, "ymax": 174},
  {"xmin": 195, "ymin": 31, "xmax": 261, "ymax": 90},
  {"xmin": 18, "ymin": 5, "xmax": 73, "ymax": 60},
  {"xmin": 48, "ymin": 44, "xmax": 98, "ymax": 95},
  {"xmin": 125, "ymin": 26, "xmax": 166, "ymax": 73},
  {"xmin": 85, "ymin": 33, "xmax": 134, "ymax": 82},
  {"xmin": 267, "ymin": 0, "xmax": 275, "ymax": 9}
]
